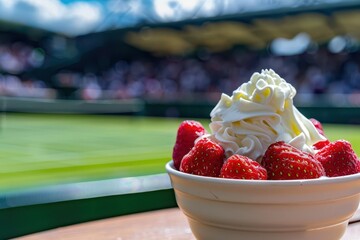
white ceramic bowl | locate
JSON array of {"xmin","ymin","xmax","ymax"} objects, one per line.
[{"xmin": 166, "ymin": 161, "xmax": 360, "ymax": 240}]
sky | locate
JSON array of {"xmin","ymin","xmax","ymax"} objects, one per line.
[
  {"xmin": 0, "ymin": 0, "xmax": 351, "ymax": 37},
  {"xmin": 0, "ymin": 0, "xmax": 105, "ymax": 35}
]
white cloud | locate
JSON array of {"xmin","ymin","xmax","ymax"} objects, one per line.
[
  {"xmin": 0, "ymin": 0, "xmax": 103, "ymax": 36},
  {"xmin": 153, "ymin": 0, "xmax": 203, "ymax": 21}
]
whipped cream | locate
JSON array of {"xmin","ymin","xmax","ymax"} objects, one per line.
[{"xmin": 209, "ymin": 69, "xmax": 325, "ymax": 163}]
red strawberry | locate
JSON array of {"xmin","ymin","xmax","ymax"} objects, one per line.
[
  {"xmin": 310, "ymin": 118, "xmax": 325, "ymax": 136},
  {"xmin": 313, "ymin": 140, "xmax": 330, "ymax": 150},
  {"xmin": 220, "ymin": 154, "xmax": 267, "ymax": 180},
  {"xmin": 315, "ymin": 140, "xmax": 360, "ymax": 177},
  {"xmin": 180, "ymin": 138, "xmax": 224, "ymax": 177},
  {"xmin": 172, "ymin": 120, "xmax": 206, "ymax": 170},
  {"xmin": 262, "ymin": 141, "xmax": 325, "ymax": 180}
]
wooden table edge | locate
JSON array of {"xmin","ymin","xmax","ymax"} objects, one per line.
[{"xmin": 16, "ymin": 208, "xmax": 360, "ymax": 240}]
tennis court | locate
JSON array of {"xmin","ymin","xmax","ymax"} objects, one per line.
[{"xmin": 0, "ymin": 113, "xmax": 359, "ymax": 192}]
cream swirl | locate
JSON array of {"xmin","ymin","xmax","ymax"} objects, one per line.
[{"xmin": 209, "ymin": 69, "xmax": 325, "ymax": 163}]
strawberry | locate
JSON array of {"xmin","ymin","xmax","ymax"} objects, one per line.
[
  {"xmin": 172, "ymin": 120, "xmax": 206, "ymax": 170},
  {"xmin": 180, "ymin": 138, "xmax": 224, "ymax": 177},
  {"xmin": 313, "ymin": 140, "xmax": 330, "ymax": 150},
  {"xmin": 220, "ymin": 154, "xmax": 267, "ymax": 180},
  {"xmin": 315, "ymin": 140, "xmax": 360, "ymax": 177},
  {"xmin": 310, "ymin": 118, "xmax": 325, "ymax": 136},
  {"xmin": 262, "ymin": 141, "xmax": 325, "ymax": 180}
]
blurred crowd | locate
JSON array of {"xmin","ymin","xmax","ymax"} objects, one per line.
[
  {"xmin": 52, "ymin": 47, "xmax": 360, "ymax": 104},
  {"xmin": 0, "ymin": 42, "xmax": 44, "ymax": 74},
  {"xmin": 0, "ymin": 42, "xmax": 52, "ymax": 98},
  {"xmin": 1, "ymin": 40, "xmax": 360, "ymax": 104}
]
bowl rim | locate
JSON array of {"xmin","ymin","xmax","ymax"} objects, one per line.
[{"xmin": 166, "ymin": 160, "xmax": 360, "ymax": 187}]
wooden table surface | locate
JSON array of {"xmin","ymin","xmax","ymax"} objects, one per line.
[{"xmin": 18, "ymin": 208, "xmax": 360, "ymax": 240}]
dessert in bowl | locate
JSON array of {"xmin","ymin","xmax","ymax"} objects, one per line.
[
  {"xmin": 166, "ymin": 161, "xmax": 360, "ymax": 240},
  {"xmin": 166, "ymin": 69, "xmax": 360, "ymax": 240}
]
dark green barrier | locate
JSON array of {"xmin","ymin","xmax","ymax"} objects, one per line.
[
  {"xmin": 0, "ymin": 97, "xmax": 145, "ymax": 114},
  {"xmin": 1, "ymin": 190, "xmax": 177, "ymax": 239},
  {"xmin": 2, "ymin": 97, "xmax": 359, "ymax": 124},
  {"xmin": 145, "ymin": 100, "xmax": 360, "ymax": 124},
  {"xmin": 144, "ymin": 100, "xmax": 214, "ymax": 118},
  {"xmin": 299, "ymin": 107, "xmax": 360, "ymax": 124},
  {"xmin": 0, "ymin": 174, "xmax": 177, "ymax": 239}
]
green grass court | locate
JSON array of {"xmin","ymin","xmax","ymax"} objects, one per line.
[{"xmin": 0, "ymin": 113, "xmax": 360, "ymax": 192}]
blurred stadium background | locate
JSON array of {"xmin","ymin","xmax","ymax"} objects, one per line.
[{"xmin": 1, "ymin": 0, "xmax": 360, "ymax": 238}]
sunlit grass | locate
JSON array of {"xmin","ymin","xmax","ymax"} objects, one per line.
[
  {"xmin": 0, "ymin": 114, "xmax": 183, "ymax": 191},
  {"xmin": 0, "ymin": 113, "xmax": 359, "ymax": 192}
]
